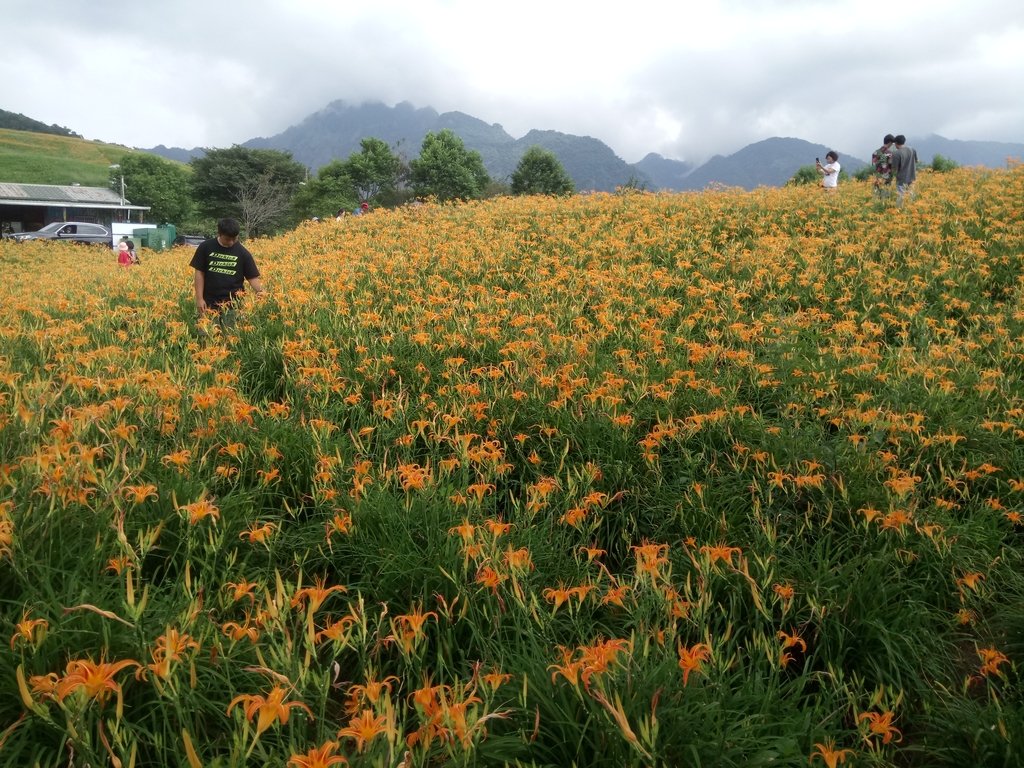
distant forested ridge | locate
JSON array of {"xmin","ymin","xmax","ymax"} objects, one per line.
[{"xmin": 0, "ymin": 109, "xmax": 81, "ymax": 138}]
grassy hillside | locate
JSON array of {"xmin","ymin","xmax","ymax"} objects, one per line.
[
  {"xmin": 1, "ymin": 172, "xmax": 1022, "ymax": 766},
  {"xmin": 0, "ymin": 128, "xmax": 160, "ymax": 186}
]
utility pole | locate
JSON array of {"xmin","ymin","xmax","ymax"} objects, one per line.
[{"xmin": 109, "ymin": 164, "xmax": 126, "ymax": 221}]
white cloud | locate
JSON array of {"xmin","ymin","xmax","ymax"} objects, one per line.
[{"xmin": 2, "ymin": 0, "xmax": 1021, "ymax": 164}]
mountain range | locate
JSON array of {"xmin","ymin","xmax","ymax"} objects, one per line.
[{"xmin": 142, "ymin": 100, "xmax": 1024, "ymax": 192}]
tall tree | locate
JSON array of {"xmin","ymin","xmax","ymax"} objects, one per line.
[
  {"xmin": 409, "ymin": 130, "xmax": 490, "ymax": 202},
  {"xmin": 343, "ymin": 138, "xmax": 405, "ymax": 204},
  {"xmin": 190, "ymin": 146, "xmax": 306, "ymax": 234},
  {"xmin": 510, "ymin": 146, "xmax": 575, "ymax": 196},
  {"xmin": 110, "ymin": 153, "xmax": 194, "ymax": 224},
  {"xmin": 291, "ymin": 159, "xmax": 358, "ymax": 220},
  {"xmin": 235, "ymin": 175, "xmax": 296, "ymax": 238}
]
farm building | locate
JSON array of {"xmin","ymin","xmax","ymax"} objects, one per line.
[{"xmin": 0, "ymin": 182, "xmax": 149, "ymax": 236}]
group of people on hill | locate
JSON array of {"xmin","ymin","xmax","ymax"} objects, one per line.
[
  {"xmin": 870, "ymin": 134, "xmax": 919, "ymax": 204},
  {"xmin": 814, "ymin": 134, "xmax": 918, "ymax": 204}
]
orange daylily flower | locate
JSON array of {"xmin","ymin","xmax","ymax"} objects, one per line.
[
  {"xmin": 224, "ymin": 580, "xmax": 259, "ymax": 603},
  {"xmin": 222, "ymin": 619, "xmax": 260, "ymax": 643},
  {"xmin": 482, "ymin": 670, "xmax": 513, "ymax": 691},
  {"xmin": 677, "ymin": 642, "xmax": 711, "ymax": 686},
  {"xmin": 257, "ymin": 467, "xmax": 281, "ymax": 485},
  {"xmin": 858, "ymin": 710, "xmax": 902, "ymax": 745},
  {"xmin": 291, "ymin": 577, "xmax": 348, "ymax": 614},
  {"xmin": 549, "ymin": 648, "xmax": 584, "ymax": 687},
  {"xmin": 577, "ymin": 638, "xmax": 630, "ymax": 688},
  {"xmin": 699, "ymin": 544, "xmax": 742, "ymax": 566},
  {"xmin": 27, "ymin": 671, "xmax": 60, "ymax": 700},
  {"xmin": 503, "ymin": 546, "xmax": 533, "ymax": 572},
  {"xmin": 55, "ymin": 657, "xmax": 142, "ymax": 703},
  {"xmin": 337, "ymin": 708, "xmax": 390, "ymax": 753},
  {"xmin": 10, "ymin": 612, "xmax": 48, "ymax": 649},
  {"xmin": 810, "ymin": 739, "xmax": 855, "ymax": 767},
  {"xmin": 978, "ymin": 647, "xmax": 1010, "ymax": 677},
  {"xmin": 772, "ymin": 582, "xmax": 795, "ymax": 601},
  {"xmin": 346, "ymin": 672, "xmax": 399, "ymax": 714},
  {"xmin": 777, "ymin": 629, "xmax": 807, "ymax": 668},
  {"xmin": 468, "ymin": 483, "xmax": 496, "ymax": 502},
  {"xmin": 228, "ymin": 685, "xmax": 313, "ymax": 736},
  {"xmin": 105, "ymin": 555, "xmax": 132, "ymax": 574},
  {"xmin": 956, "ymin": 571, "xmax": 984, "ymax": 593},
  {"xmin": 147, "ymin": 627, "xmax": 199, "ymax": 680},
  {"xmin": 547, "ymin": 638, "xmax": 631, "ymax": 691},
  {"xmin": 475, "ymin": 565, "xmax": 506, "ymax": 592},
  {"xmin": 879, "ymin": 509, "xmax": 912, "ymax": 531},
  {"xmin": 122, "ymin": 483, "xmax": 158, "ymax": 504},
  {"xmin": 632, "ymin": 540, "xmax": 669, "ymax": 578},
  {"xmin": 449, "ymin": 519, "xmax": 476, "ymax": 541},
  {"xmin": 325, "ymin": 511, "xmax": 354, "ymax": 541},
  {"xmin": 317, "ymin": 615, "xmax": 359, "ymax": 645},
  {"xmin": 482, "ymin": 517, "xmax": 510, "ymax": 536},
  {"xmin": 601, "ymin": 584, "xmax": 631, "ymax": 607},
  {"xmin": 288, "ymin": 741, "xmax": 348, "ymax": 768},
  {"xmin": 241, "ymin": 522, "xmax": 276, "ymax": 544},
  {"xmin": 393, "ymin": 604, "xmax": 437, "ymax": 652},
  {"xmin": 161, "ymin": 450, "xmax": 192, "ymax": 472},
  {"xmin": 177, "ymin": 497, "xmax": 219, "ymax": 524},
  {"xmin": 777, "ymin": 629, "xmax": 807, "ymax": 653},
  {"xmin": 542, "ymin": 583, "xmax": 572, "ymax": 611}
]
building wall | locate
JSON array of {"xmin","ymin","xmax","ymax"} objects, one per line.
[{"xmin": 1, "ymin": 204, "xmax": 113, "ymax": 234}]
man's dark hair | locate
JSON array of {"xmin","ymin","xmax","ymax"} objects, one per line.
[
  {"xmin": 826, "ymin": 151, "xmax": 839, "ymax": 162},
  {"xmin": 894, "ymin": 135, "xmax": 906, "ymax": 146},
  {"xmin": 217, "ymin": 218, "xmax": 241, "ymax": 238},
  {"xmin": 884, "ymin": 134, "xmax": 895, "ymax": 144}
]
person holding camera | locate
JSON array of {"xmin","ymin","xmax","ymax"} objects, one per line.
[{"xmin": 816, "ymin": 151, "xmax": 841, "ymax": 191}]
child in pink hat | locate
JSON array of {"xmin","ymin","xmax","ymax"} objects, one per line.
[{"xmin": 117, "ymin": 241, "xmax": 133, "ymax": 267}]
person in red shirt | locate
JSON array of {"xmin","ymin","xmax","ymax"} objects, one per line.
[{"xmin": 116, "ymin": 241, "xmax": 133, "ymax": 267}]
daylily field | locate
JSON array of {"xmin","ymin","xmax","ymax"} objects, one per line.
[{"xmin": 1, "ymin": 168, "xmax": 1023, "ymax": 767}]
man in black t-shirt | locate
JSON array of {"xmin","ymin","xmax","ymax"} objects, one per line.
[{"xmin": 190, "ymin": 218, "xmax": 264, "ymax": 321}]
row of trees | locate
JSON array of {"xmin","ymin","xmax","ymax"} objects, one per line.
[{"xmin": 111, "ymin": 131, "xmax": 574, "ymax": 236}]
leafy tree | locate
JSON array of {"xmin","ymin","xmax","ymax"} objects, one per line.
[
  {"xmin": 930, "ymin": 154, "xmax": 959, "ymax": 172},
  {"xmin": 290, "ymin": 159, "xmax": 360, "ymax": 220},
  {"xmin": 511, "ymin": 146, "xmax": 575, "ymax": 196},
  {"xmin": 853, "ymin": 165, "xmax": 874, "ymax": 182},
  {"xmin": 788, "ymin": 165, "xmax": 819, "ymax": 186},
  {"xmin": 343, "ymin": 138, "xmax": 405, "ymax": 204},
  {"xmin": 109, "ymin": 153, "xmax": 194, "ymax": 224},
  {"xmin": 190, "ymin": 146, "xmax": 306, "ymax": 235},
  {"xmin": 409, "ymin": 130, "xmax": 490, "ymax": 202},
  {"xmin": 482, "ymin": 179, "xmax": 511, "ymax": 199}
]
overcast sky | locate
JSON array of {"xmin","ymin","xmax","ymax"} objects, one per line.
[{"xmin": 4, "ymin": 0, "xmax": 1022, "ymax": 164}]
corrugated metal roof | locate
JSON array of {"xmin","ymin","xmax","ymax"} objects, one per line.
[{"xmin": 0, "ymin": 182, "xmax": 124, "ymax": 204}]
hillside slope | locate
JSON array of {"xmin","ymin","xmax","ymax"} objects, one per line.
[{"xmin": 0, "ymin": 128, "xmax": 158, "ymax": 186}]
